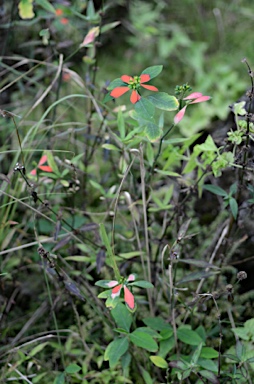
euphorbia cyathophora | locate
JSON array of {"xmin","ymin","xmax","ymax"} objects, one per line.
[
  {"xmin": 105, "ymin": 274, "xmax": 136, "ymax": 311},
  {"xmin": 96, "ymin": 273, "xmax": 154, "ymax": 312},
  {"xmin": 110, "ymin": 74, "xmax": 158, "ymax": 104}
]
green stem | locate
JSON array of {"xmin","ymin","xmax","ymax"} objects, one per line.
[
  {"xmin": 99, "ymin": 223, "xmax": 121, "ymax": 281},
  {"xmin": 149, "ymin": 123, "xmax": 175, "ymax": 177}
]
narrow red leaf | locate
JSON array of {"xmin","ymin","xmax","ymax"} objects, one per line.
[
  {"xmin": 140, "ymin": 84, "xmax": 158, "ymax": 92},
  {"xmin": 127, "ymin": 274, "xmax": 135, "ymax": 282},
  {"xmin": 183, "ymin": 92, "xmax": 203, "ymax": 100},
  {"xmin": 38, "ymin": 155, "xmax": 48, "ymax": 165},
  {"xmin": 130, "ymin": 90, "xmax": 141, "ymax": 104},
  {"xmin": 190, "ymin": 96, "xmax": 211, "ymax": 104},
  {"xmin": 111, "ymin": 284, "xmax": 122, "ymax": 299},
  {"xmin": 110, "ymin": 87, "xmax": 130, "ymax": 98},
  {"xmin": 38, "ymin": 165, "xmax": 53, "ymax": 172},
  {"xmin": 140, "ymin": 74, "xmax": 150, "ymax": 83},
  {"xmin": 121, "ymin": 75, "xmax": 133, "ymax": 83},
  {"xmin": 107, "ymin": 280, "xmax": 119, "ymax": 288},
  {"xmin": 124, "ymin": 286, "xmax": 135, "ymax": 310},
  {"xmin": 174, "ymin": 106, "xmax": 187, "ymax": 124}
]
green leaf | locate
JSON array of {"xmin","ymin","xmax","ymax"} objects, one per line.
[
  {"xmin": 233, "ymin": 101, "xmax": 246, "ymax": 116},
  {"xmin": 236, "ymin": 340, "xmax": 243, "ymax": 360},
  {"xmin": 90, "ymin": 179, "xmax": 105, "ymax": 194},
  {"xmin": 45, "ymin": 151, "xmax": 59, "ymax": 174},
  {"xmin": 244, "ymin": 318, "xmax": 254, "ymax": 337},
  {"xmin": 199, "ymin": 370, "xmax": 219, "ymax": 384},
  {"xmin": 130, "ymin": 329, "xmax": 158, "ymax": 352},
  {"xmin": 104, "ymin": 337, "xmax": 129, "ymax": 368},
  {"xmin": 198, "ymin": 135, "xmax": 217, "ymax": 152},
  {"xmin": 101, "ymin": 21, "xmax": 121, "ymax": 33},
  {"xmin": 229, "ymin": 197, "xmax": 238, "ymax": 219},
  {"xmin": 141, "ymin": 65, "xmax": 163, "ymax": 80},
  {"xmin": 178, "ymin": 259, "xmax": 219, "ymax": 269},
  {"xmin": 140, "ymin": 367, "xmax": 154, "ymax": 384},
  {"xmin": 53, "ymin": 372, "xmax": 65, "ymax": 384},
  {"xmin": 87, "ymin": 0, "xmax": 96, "ymax": 19},
  {"xmin": 198, "ymin": 358, "xmax": 218, "ymax": 372},
  {"xmin": 18, "ymin": 0, "xmax": 35, "ymax": 19},
  {"xmin": 111, "ymin": 303, "xmax": 132, "ymax": 332},
  {"xmin": 134, "ymin": 98, "xmax": 155, "ymax": 120},
  {"xmin": 136, "ymin": 327, "xmax": 161, "ymax": 338},
  {"xmin": 117, "ymin": 109, "xmax": 125, "ymax": 139},
  {"xmin": 29, "ymin": 342, "xmax": 48, "ymax": 357},
  {"xmin": 128, "ymin": 280, "xmax": 154, "ymax": 288},
  {"xmin": 231, "ymin": 327, "xmax": 249, "ymax": 341},
  {"xmin": 169, "ymin": 360, "xmax": 189, "ymax": 370},
  {"xmin": 177, "ymin": 270, "xmax": 219, "ymax": 284},
  {"xmin": 155, "ymin": 170, "xmax": 180, "ymax": 177},
  {"xmin": 150, "ymin": 355, "xmax": 168, "ymax": 368},
  {"xmin": 200, "ymin": 347, "xmax": 219, "ymax": 359},
  {"xmin": 147, "ymin": 93, "xmax": 179, "ymax": 111},
  {"xmin": 177, "ymin": 327, "xmax": 204, "ymax": 346},
  {"xmin": 146, "ymin": 141, "xmax": 154, "ymax": 167},
  {"xmin": 143, "ymin": 317, "xmax": 172, "ymax": 331},
  {"xmin": 159, "ymin": 336, "xmax": 175, "ymax": 358},
  {"xmin": 223, "ymin": 353, "xmax": 240, "ymax": 362},
  {"xmin": 65, "ymin": 364, "xmax": 81, "ymax": 374},
  {"xmin": 33, "ymin": 373, "xmax": 47, "ymax": 383},
  {"xmin": 36, "ymin": 0, "xmax": 55, "ymax": 13},
  {"xmin": 103, "ymin": 92, "xmax": 114, "ymax": 103},
  {"xmin": 182, "ymin": 369, "xmax": 192, "ymax": 380},
  {"xmin": 145, "ymin": 122, "xmax": 162, "ymax": 142},
  {"xmin": 191, "ymin": 342, "xmax": 203, "ymax": 365},
  {"xmin": 121, "ymin": 351, "xmax": 131, "ymax": 370},
  {"xmin": 203, "ymin": 184, "xmax": 228, "ymax": 197},
  {"xmin": 95, "ymin": 280, "xmax": 114, "ymax": 288},
  {"xmin": 230, "ymin": 182, "xmax": 238, "ymax": 195},
  {"xmin": 107, "ymin": 78, "xmax": 126, "ymax": 90},
  {"xmin": 160, "ymin": 329, "xmax": 174, "ymax": 340},
  {"xmin": 101, "ymin": 144, "xmax": 121, "ymax": 151},
  {"xmin": 118, "ymin": 251, "xmax": 144, "ymax": 259},
  {"xmin": 106, "ymin": 294, "xmax": 120, "ymax": 309},
  {"xmin": 99, "ymin": 223, "xmax": 120, "ymax": 280}
]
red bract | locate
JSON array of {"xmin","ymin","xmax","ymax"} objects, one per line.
[
  {"xmin": 110, "ymin": 74, "xmax": 158, "ymax": 104},
  {"xmin": 174, "ymin": 92, "xmax": 211, "ymax": 124},
  {"xmin": 107, "ymin": 274, "xmax": 136, "ymax": 310},
  {"xmin": 30, "ymin": 155, "xmax": 53, "ymax": 176}
]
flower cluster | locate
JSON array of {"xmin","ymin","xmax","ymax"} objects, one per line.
[
  {"xmin": 110, "ymin": 74, "xmax": 158, "ymax": 104},
  {"xmin": 107, "ymin": 274, "xmax": 136, "ymax": 310},
  {"xmin": 30, "ymin": 155, "xmax": 53, "ymax": 176},
  {"xmin": 96, "ymin": 274, "xmax": 153, "ymax": 312}
]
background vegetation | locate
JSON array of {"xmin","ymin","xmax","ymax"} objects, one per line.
[{"xmin": 1, "ymin": 0, "xmax": 254, "ymax": 383}]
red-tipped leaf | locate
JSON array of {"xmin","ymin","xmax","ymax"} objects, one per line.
[
  {"xmin": 174, "ymin": 106, "xmax": 187, "ymax": 124},
  {"xmin": 130, "ymin": 90, "xmax": 141, "ymax": 104},
  {"xmin": 124, "ymin": 286, "xmax": 135, "ymax": 310},
  {"xmin": 140, "ymin": 74, "xmax": 150, "ymax": 83},
  {"xmin": 141, "ymin": 84, "xmax": 158, "ymax": 92},
  {"xmin": 121, "ymin": 75, "xmax": 133, "ymax": 83},
  {"xmin": 110, "ymin": 87, "xmax": 130, "ymax": 98},
  {"xmin": 183, "ymin": 92, "xmax": 203, "ymax": 100},
  {"xmin": 190, "ymin": 96, "xmax": 211, "ymax": 104}
]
